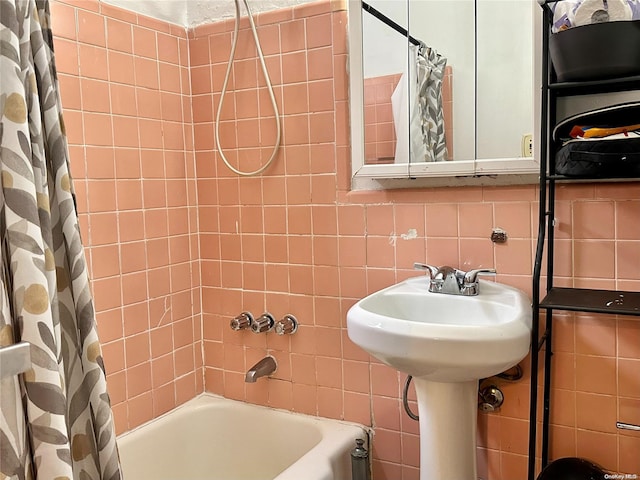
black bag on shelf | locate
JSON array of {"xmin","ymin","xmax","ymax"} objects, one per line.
[{"xmin": 554, "ymin": 102, "xmax": 640, "ymax": 178}]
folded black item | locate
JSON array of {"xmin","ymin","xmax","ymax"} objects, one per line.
[
  {"xmin": 555, "ymin": 137, "xmax": 640, "ymax": 177},
  {"xmin": 553, "ymin": 102, "xmax": 640, "ymax": 178}
]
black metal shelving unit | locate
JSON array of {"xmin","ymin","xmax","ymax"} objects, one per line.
[{"xmin": 528, "ymin": 3, "xmax": 640, "ymax": 480}]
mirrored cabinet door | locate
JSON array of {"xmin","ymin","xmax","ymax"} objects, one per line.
[
  {"xmin": 406, "ymin": 0, "xmax": 475, "ymax": 164},
  {"xmin": 361, "ymin": 0, "xmax": 410, "ymax": 166},
  {"xmin": 476, "ymin": 0, "xmax": 534, "ymax": 160}
]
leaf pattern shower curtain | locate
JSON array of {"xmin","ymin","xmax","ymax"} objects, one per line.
[
  {"xmin": 416, "ymin": 45, "xmax": 448, "ymax": 163},
  {"xmin": 0, "ymin": 1, "xmax": 121, "ymax": 479},
  {"xmin": 391, "ymin": 43, "xmax": 448, "ymax": 163}
]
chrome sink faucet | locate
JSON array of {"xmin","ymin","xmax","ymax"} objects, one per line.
[{"xmin": 414, "ymin": 263, "xmax": 496, "ymax": 296}]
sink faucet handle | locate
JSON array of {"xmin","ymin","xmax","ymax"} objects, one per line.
[
  {"xmin": 464, "ymin": 268, "xmax": 497, "ymax": 284},
  {"xmin": 413, "ymin": 263, "xmax": 439, "ymax": 278}
]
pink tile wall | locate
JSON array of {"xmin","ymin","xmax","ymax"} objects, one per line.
[
  {"xmin": 193, "ymin": 2, "xmax": 640, "ymax": 479},
  {"xmin": 363, "ymin": 67, "xmax": 453, "ymax": 164},
  {"xmin": 51, "ymin": 0, "xmax": 203, "ymax": 434},
  {"xmin": 51, "ymin": 0, "xmax": 640, "ymax": 477}
]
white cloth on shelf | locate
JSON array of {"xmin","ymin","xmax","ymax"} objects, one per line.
[{"xmin": 552, "ymin": 0, "xmax": 638, "ymax": 33}]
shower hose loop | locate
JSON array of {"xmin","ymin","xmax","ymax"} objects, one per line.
[{"xmin": 215, "ymin": 0, "xmax": 282, "ymax": 176}]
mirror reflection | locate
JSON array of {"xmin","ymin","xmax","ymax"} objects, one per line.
[{"xmin": 361, "ymin": 0, "xmax": 533, "ymax": 165}]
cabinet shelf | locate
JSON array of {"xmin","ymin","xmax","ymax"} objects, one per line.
[
  {"xmin": 540, "ymin": 287, "xmax": 640, "ymax": 316},
  {"xmin": 550, "ymin": 75, "xmax": 640, "ymax": 97}
]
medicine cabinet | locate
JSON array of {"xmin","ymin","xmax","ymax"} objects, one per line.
[{"xmin": 348, "ymin": 0, "xmax": 541, "ymax": 189}]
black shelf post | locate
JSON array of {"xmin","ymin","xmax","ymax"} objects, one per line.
[
  {"xmin": 529, "ymin": 3, "xmax": 640, "ymax": 479},
  {"xmin": 528, "ymin": 2, "xmax": 553, "ymax": 478}
]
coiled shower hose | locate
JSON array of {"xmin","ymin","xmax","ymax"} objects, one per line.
[{"xmin": 215, "ymin": 0, "xmax": 281, "ymax": 176}]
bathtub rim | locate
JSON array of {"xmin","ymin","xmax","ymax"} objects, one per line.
[{"xmin": 116, "ymin": 392, "xmax": 373, "ymax": 443}]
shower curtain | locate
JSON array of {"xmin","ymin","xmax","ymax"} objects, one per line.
[
  {"xmin": 0, "ymin": 1, "xmax": 121, "ymax": 479},
  {"xmin": 392, "ymin": 43, "xmax": 448, "ymax": 163}
]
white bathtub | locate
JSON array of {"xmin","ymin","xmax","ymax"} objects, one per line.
[{"xmin": 117, "ymin": 394, "xmax": 368, "ymax": 480}]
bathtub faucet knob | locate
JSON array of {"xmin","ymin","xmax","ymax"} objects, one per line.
[
  {"xmin": 251, "ymin": 313, "xmax": 275, "ymax": 334},
  {"xmin": 275, "ymin": 314, "xmax": 298, "ymax": 335},
  {"xmin": 230, "ymin": 312, "xmax": 254, "ymax": 331}
]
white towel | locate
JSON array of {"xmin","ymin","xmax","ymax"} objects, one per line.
[{"xmin": 552, "ymin": 0, "xmax": 637, "ymax": 32}]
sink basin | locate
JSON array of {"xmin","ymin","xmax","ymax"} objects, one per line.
[
  {"xmin": 347, "ymin": 275, "xmax": 531, "ymax": 382},
  {"xmin": 347, "ymin": 275, "xmax": 532, "ymax": 480}
]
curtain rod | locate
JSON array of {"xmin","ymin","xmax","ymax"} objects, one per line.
[{"xmin": 361, "ymin": 1, "xmax": 422, "ymax": 47}]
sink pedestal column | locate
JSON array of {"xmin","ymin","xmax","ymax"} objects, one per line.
[{"xmin": 413, "ymin": 378, "xmax": 478, "ymax": 480}]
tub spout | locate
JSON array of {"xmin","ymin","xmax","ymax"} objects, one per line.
[{"xmin": 245, "ymin": 356, "xmax": 277, "ymax": 383}]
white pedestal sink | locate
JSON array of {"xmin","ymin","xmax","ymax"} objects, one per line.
[{"xmin": 347, "ymin": 276, "xmax": 531, "ymax": 480}]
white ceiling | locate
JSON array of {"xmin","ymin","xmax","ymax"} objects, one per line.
[{"xmin": 101, "ymin": 0, "xmax": 316, "ymax": 28}]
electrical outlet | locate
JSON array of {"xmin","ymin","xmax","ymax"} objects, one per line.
[{"xmin": 521, "ymin": 134, "xmax": 533, "ymax": 157}]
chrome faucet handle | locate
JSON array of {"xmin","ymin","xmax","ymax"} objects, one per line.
[
  {"xmin": 413, "ymin": 263, "xmax": 439, "ymax": 277},
  {"xmin": 251, "ymin": 313, "xmax": 275, "ymax": 334},
  {"xmin": 275, "ymin": 314, "xmax": 298, "ymax": 335},
  {"xmin": 230, "ymin": 312, "xmax": 254, "ymax": 331},
  {"xmin": 463, "ymin": 268, "xmax": 497, "ymax": 284}
]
